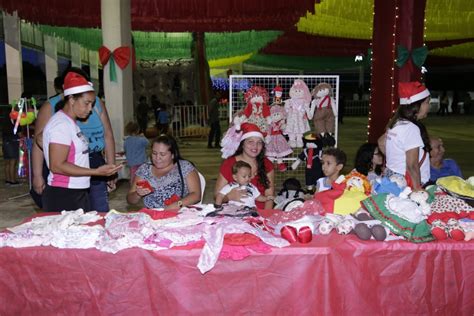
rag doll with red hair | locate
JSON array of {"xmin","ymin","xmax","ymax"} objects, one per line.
[{"xmin": 242, "ymin": 85, "xmax": 271, "ymax": 136}]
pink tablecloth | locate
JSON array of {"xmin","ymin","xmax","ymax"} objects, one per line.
[{"xmin": 1, "ymin": 233, "xmax": 474, "ymax": 315}]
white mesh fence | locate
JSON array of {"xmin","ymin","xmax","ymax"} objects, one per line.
[{"xmin": 229, "ymin": 75, "xmax": 340, "ymax": 189}]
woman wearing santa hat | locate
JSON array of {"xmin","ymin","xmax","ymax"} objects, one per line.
[
  {"xmin": 32, "ymin": 68, "xmax": 116, "ymax": 212},
  {"xmin": 381, "ymin": 81, "xmax": 431, "ymax": 190},
  {"xmin": 41, "ymin": 72, "xmax": 122, "ymax": 212},
  {"xmin": 215, "ymin": 122, "xmax": 275, "ymax": 209}
]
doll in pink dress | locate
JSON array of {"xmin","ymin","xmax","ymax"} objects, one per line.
[
  {"xmin": 283, "ymin": 79, "xmax": 313, "ymax": 148},
  {"xmin": 266, "ymin": 105, "xmax": 292, "ymax": 172},
  {"xmin": 242, "ymin": 85, "xmax": 271, "ymax": 136}
]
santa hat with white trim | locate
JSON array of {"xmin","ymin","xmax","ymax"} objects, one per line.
[
  {"xmin": 399, "ymin": 81, "xmax": 430, "ymax": 105},
  {"xmin": 63, "ymin": 72, "xmax": 94, "ymax": 96},
  {"xmin": 240, "ymin": 123, "xmax": 264, "ymax": 141}
]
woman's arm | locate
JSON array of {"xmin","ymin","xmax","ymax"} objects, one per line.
[
  {"xmin": 406, "ymin": 148, "xmax": 422, "ymax": 190},
  {"xmin": 126, "ymin": 175, "xmax": 152, "ymax": 205},
  {"xmin": 263, "ymin": 169, "xmax": 275, "ymax": 209},
  {"xmin": 378, "ymin": 132, "xmax": 387, "ymax": 155},
  {"xmin": 98, "ymin": 99, "xmax": 116, "ymax": 165},
  {"xmin": 49, "ymin": 143, "xmax": 121, "ymax": 177},
  {"xmin": 32, "ymin": 101, "xmax": 53, "ymax": 194},
  {"xmin": 165, "ymin": 169, "xmax": 201, "ymax": 209}
]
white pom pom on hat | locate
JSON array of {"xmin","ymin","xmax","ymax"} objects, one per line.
[{"xmin": 399, "ymin": 81, "xmax": 429, "ymax": 105}]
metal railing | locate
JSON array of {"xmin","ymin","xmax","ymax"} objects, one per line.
[{"xmin": 170, "ymin": 104, "xmax": 228, "ymax": 138}]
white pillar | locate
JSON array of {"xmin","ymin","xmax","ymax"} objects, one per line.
[
  {"xmin": 101, "ymin": 0, "xmax": 133, "ymax": 151},
  {"xmin": 89, "ymin": 50, "xmax": 100, "ymax": 93},
  {"xmin": 3, "ymin": 11, "xmax": 23, "ymax": 103},
  {"xmin": 44, "ymin": 35, "xmax": 58, "ymax": 97},
  {"xmin": 70, "ymin": 42, "xmax": 82, "ymax": 68}
]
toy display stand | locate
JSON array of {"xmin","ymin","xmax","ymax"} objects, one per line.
[{"xmin": 9, "ymin": 97, "xmax": 35, "ymax": 200}]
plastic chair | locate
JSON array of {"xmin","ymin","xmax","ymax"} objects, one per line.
[{"xmin": 197, "ymin": 171, "xmax": 206, "ymax": 203}]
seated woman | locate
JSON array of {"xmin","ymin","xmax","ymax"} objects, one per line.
[
  {"xmin": 354, "ymin": 143, "xmax": 385, "ymax": 183},
  {"xmin": 42, "ymin": 72, "xmax": 122, "ymax": 212},
  {"xmin": 127, "ymin": 134, "xmax": 201, "ymax": 209},
  {"xmin": 429, "ymin": 136, "xmax": 462, "ymax": 182},
  {"xmin": 215, "ymin": 123, "xmax": 275, "ymax": 209}
]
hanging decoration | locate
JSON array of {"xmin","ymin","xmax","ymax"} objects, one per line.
[
  {"xmin": 209, "ymin": 53, "xmax": 253, "ymax": 68},
  {"xmin": 396, "ymin": 45, "xmax": 429, "ymax": 68},
  {"xmin": 429, "ymin": 42, "xmax": 474, "ymax": 60},
  {"xmin": 297, "ymin": 0, "xmax": 374, "ymax": 39},
  {"xmin": 206, "ymin": 31, "xmax": 281, "ymax": 60},
  {"xmin": 245, "ymin": 54, "xmax": 358, "ymax": 71},
  {"xmin": 99, "ymin": 46, "xmax": 131, "ymax": 82}
]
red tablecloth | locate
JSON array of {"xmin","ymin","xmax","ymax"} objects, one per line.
[{"xmin": 1, "ymin": 233, "xmax": 474, "ymax": 315}]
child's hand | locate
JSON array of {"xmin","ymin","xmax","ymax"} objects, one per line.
[{"xmin": 227, "ymin": 187, "xmax": 249, "ymax": 203}]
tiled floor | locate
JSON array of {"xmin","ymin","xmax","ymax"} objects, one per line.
[{"xmin": 0, "ymin": 138, "xmax": 222, "ymax": 229}]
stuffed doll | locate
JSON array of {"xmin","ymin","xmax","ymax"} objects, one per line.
[
  {"xmin": 427, "ymin": 186, "xmax": 474, "ymax": 241},
  {"xmin": 283, "ymin": 79, "xmax": 313, "ymax": 148},
  {"xmin": 311, "ymin": 82, "xmax": 337, "ymax": 137},
  {"xmin": 274, "ymin": 178, "xmax": 306, "ymax": 211},
  {"xmin": 220, "ymin": 115, "xmax": 246, "ymax": 158},
  {"xmin": 318, "ymin": 214, "xmax": 355, "ymax": 235},
  {"xmin": 266, "ymin": 105, "xmax": 292, "ymax": 172},
  {"xmin": 352, "ymin": 210, "xmax": 390, "ymax": 241},
  {"xmin": 271, "ymin": 85, "xmax": 283, "ymax": 106},
  {"xmin": 242, "ymin": 85, "xmax": 271, "ymax": 136},
  {"xmin": 291, "ymin": 132, "xmax": 324, "ymax": 193},
  {"xmin": 313, "ymin": 171, "xmax": 371, "ymax": 216},
  {"xmin": 362, "ymin": 189, "xmax": 435, "ymax": 243}
]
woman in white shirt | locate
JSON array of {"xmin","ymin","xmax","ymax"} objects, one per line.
[
  {"xmin": 380, "ymin": 81, "xmax": 431, "ymax": 191},
  {"xmin": 41, "ymin": 72, "xmax": 121, "ymax": 212}
]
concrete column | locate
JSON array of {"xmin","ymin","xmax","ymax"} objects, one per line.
[
  {"xmin": 89, "ymin": 50, "xmax": 100, "ymax": 93},
  {"xmin": 101, "ymin": 0, "xmax": 133, "ymax": 151},
  {"xmin": 2, "ymin": 11, "xmax": 23, "ymax": 103},
  {"xmin": 44, "ymin": 35, "xmax": 58, "ymax": 97},
  {"xmin": 71, "ymin": 42, "xmax": 82, "ymax": 67}
]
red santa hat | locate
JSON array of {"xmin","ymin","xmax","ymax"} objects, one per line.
[
  {"xmin": 273, "ymin": 85, "xmax": 283, "ymax": 98},
  {"xmin": 240, "ymin": 123, "xmax": 264, "ymax": 141},
  {"xmin": 63, "ymin": 72, "xmax": 94, "ymax": 97},
  {"xmin": 399, "ymin": 81, "xmax": 430, "ymax": 105}
]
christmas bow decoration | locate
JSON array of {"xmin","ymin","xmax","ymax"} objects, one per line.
[
  {"xmin": 396, "ymin": 45, "xmax": 428, "ymax": 69},
  {"xmin": 99, "ymin": 46, "xmax": 131, "ymax": 82}
]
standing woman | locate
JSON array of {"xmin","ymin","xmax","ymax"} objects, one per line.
[
  {"xmin": 42, "ymin": 72, "xmax": 121, "ymax": 212},
  {"xmin": 32, "ymin": 67, "xmax": 116, "ymax": 212},
  {"xmin": 215, "ymin": 123, "xmax": 275, "ymax": 209},
  {"xmin": 381, "ymin": 81, "xmax": 431, "ymax": 190}
]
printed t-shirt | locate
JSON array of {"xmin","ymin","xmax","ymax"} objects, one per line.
[
  {"xmin": 386, "ymin": 120, "xmax": 430, "ymax": 184},
  {"xmin": 219, "ymin": 182, "xmax": 261, "ymax": 207},
  {"xmin": 43, "ymin": 111, "xmax": 90, "ymax": 189}
]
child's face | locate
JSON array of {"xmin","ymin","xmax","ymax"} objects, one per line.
[
  {"xmin": 233, "ymin": 167, "xmax": 252, "ymax": 186},
  {"xmin": 321, "ymin": 154, "xmax": 342, "ymax": 177}
]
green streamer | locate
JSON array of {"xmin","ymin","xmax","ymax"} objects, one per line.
[{"xmin": 109, "ymin": 57, "xmax": 117, "ymax": 82}]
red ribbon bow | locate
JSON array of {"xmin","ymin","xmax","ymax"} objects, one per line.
[
  {"xmin": 99, "ymin": 46, "xmax": 131, "ymax": 69},
  {"xmin": 164, "ymin": 194, "xmax": 180, "ymax": 206},
  {"xmin": 280, "ymin": 226, "xmax": 313, "ymax": 244}
]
